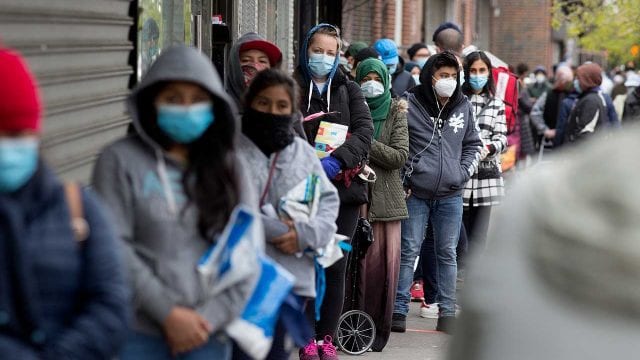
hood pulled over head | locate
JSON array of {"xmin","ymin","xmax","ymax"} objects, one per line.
[{"xmin": 128, "ymin": 45, "xmax": 238, "ymax": 151}]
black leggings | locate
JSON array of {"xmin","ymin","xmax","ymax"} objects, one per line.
[{"xmin": 306, "ymin": 203, "xmax": 360, "ymax": 340}]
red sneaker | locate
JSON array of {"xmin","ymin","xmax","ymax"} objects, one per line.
[{"xmin": 410, "ymin": 280, "xmax": 425, "ymax": 302}]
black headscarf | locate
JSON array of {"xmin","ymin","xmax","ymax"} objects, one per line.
[{"xmin": 409, "ymin": 51, "xmax": 465, "ymax": 120}]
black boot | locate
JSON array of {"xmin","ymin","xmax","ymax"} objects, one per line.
[
  {"xmin": 390, "ymin": 313, "xmax": 406, "ymax": 333},
  {"xmin": 436, "ymin": 316, "xmax": 456, "ymax": 334}
]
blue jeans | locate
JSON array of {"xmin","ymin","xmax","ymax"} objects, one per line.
[
  {"xmin": 120, "ymin": 331, "xmax": 231, "ymax": 360},
  {"xmin": 394, "ymin": 195, "xmax": 463, "ymax": 317}
]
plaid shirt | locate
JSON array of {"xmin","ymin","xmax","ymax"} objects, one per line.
[{"xmin": 464, "ymin": 93, "xmax": 508, "ymax": 207}]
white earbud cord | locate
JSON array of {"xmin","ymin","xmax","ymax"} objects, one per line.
[{"xmin": 402, "ymin": 94, "xmax": 449, "ymax": 185}]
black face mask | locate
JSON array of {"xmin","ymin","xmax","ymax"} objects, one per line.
[{"xmin": 242, "ymin": 107, "xmax": 295, "ymax": 156}]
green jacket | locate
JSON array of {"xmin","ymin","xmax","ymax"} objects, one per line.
[{"xmin": 368, "ymin": 98, "xmax": 409, "ymax": 222}]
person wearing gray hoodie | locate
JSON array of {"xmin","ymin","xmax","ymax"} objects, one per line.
[
  {"xmin": 236, "ymin": 68, "xmax": 340, "ymax": 360},
  {"xmin": 92, "ymin": 45, "xmax": 262, "ymax": 360}
]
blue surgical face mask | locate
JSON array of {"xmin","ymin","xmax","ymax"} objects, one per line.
[
  {"xmin": 416, "ymin": 57, "xmax": 428, "ymax": 69},
  {"xmin": 469, "ymin": 74, "xmax": 489, "ymax": 91},
  {"xmin": 157, "ymin": 102, "xmax": 215, "ymax": 144},
  {"xmin": 0, "ymin": 137, "xmax": 39, "ymax": 193},
  {"xmin": 387, "ymin": 63, "xmax": 398, "ymax": 74},
  {"xmin": 308, "ymin": 53, "xmax": 336, "ymax": 78},
  {"xmin": 574, "ymin": 79, "xmax": 582, "ymax": 93}
]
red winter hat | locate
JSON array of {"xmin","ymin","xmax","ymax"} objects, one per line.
[{"xmin": 0, "ymin": 48, "xmax": 42, "ymax": 132}]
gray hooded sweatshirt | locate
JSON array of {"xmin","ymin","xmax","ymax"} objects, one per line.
[
  {"xmin": 92, "ymin": 45, "xmax": 261, "ymax": 336},
  {"xmin": 237, "ymin": 136, "xmax": 339, "ymax": 297}
]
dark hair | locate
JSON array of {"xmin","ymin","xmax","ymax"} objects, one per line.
[
  {"xmin": 136, "ymin": 82, "xmax": 239, "ymax": 238},
  {"xmin": 354, "ymin": 47, "xmax": 380, "ymax": 69},
  {"xmin": 462, "ymin": 51, "xmax": 495, "ymax": 96},
  {"xmin": 431, "ymin": 51, "xmax": 459, "ymax": 72},
  {"xmin": 516, "ymin": 63, "xmax": 529, "ymax": 77},
  {"xmin": 243, "ymin": 69, "xmax": 299, "ymax": 114},
  {"xmin": 184, "ymin": 96, "xmax": 239, "ymax": 239},
  {"xmin": 407, "ymin": 43, "xmax": 428, "ymax": 59}
]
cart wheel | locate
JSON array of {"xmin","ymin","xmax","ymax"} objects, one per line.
[{"xmin": 336, "ymin": 310, "xmax": 376, "ymax": 355}]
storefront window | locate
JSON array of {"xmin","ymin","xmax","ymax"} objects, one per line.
[{"xmin": 138, "ymin": 0, "xmax": 194, "ymax": 79}]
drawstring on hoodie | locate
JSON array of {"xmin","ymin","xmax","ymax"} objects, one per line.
[
  {"xmin": 306, "ymin": 77, "xmax": 333, "ymax": 113},
  {"xmin": 156, "ymin": 149, "xmax": 178, "ymax": 215}
]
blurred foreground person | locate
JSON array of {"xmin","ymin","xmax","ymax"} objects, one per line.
[
  {"xmin": 450, "ymin": 126, "xmax": 640, "ymax": 359},
  {"xmin": 93, "ymin": 46, "xmax": 261, "ymax": 360},
  {"xmin": 0, "ymin": 48, "xmax": 129, "ymax": 359}
]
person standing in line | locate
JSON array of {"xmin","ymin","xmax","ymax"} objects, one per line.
[
  {"xmin": 529, "ymin": 64, "xmax": 574, "ymax": 147},
  {"xmin": 391, "ymin": 51, "xmax": 482, "ymax": 335},
  {"xmin": 343, "ymin": 41, "xmax": 368, "ymax": 79},
  {"xmin": 408, "ymin": 21, "xmax": 467, "ymax": 321},
  {"xmin": 528, "ymin": 66, "xmax": 552, "ymax": 100},
  {"xmin": 235, "ymin": 69, "xmax": 340, "ymax": 359},
  {"xmin": 564, "ymin": 63, "xmax": 609, "ymax": 144},
  {"xmin": 622, "ymin": 74, "xmax": 640, "ymax": 123},
  {"xmin": 460, "ymin": 51, "xmax": 508, "ymax": 255},
  {"xmin": 354, "ymin": 58, "xmax": 409, "ymax": 352},
  {"xmin": 93, "ymin": 46, "xmax": 262, "ymax": 360},
  {"xmin": 294, "ymin": 23, "xmax": 373, "ymax": 360},
  {"xmin": 373, "ymin": 38, "xmax": 416, "ymax": 97},
  {"xmin": 407, "ymin": 43, "xmax": 432, "ymax": 70},
  {"xmin": 0, "ymin": 47, "xmax": 129, "ymax": 359}
]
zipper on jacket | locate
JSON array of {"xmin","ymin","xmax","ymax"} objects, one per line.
[{"xmin": 433, "ymin": 131, "xmax": 444, "ymax": 196}]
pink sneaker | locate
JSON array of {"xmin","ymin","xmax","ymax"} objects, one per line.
[
  {"xmin": 318, "ymin": 335, "xmax": 339, "ymax": 360},
  {"xmin": 299, "ymin": 339, "xmax": 320, "ymax": 360}
]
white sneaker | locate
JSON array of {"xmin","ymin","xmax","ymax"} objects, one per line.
[{"xmin": 419, "ymin": 302, "xmax": 439, "ymax": 319}]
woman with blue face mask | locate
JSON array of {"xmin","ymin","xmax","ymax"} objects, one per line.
[
  {"xmin": 294, "ymin": 24, "xmax": 373, "ymax": 360},
  {"xmin": 0, "ymin": 48, "xmax": 129, "ymax": 359},
  {"xmin": 354, "ymin": 58, "xmax": 409, "ymax": 352},
  {"xmin": 92, "ymin": 46, "xmax": 262, "ymax": 360},
  {"xmin": 459, "ymin": 50, "xmax": 508, "ymax": 261}
]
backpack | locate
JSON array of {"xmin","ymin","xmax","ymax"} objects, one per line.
[{"xmin": 492, "ymin": 67, "xmax": 520, "ymax": 170}]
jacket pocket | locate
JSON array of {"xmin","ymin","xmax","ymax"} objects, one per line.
[{"xmin": 441, "ymin": 157, "xmax": 465, "ymax": 191}]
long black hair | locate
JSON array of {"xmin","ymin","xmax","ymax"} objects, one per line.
[
  {"xmin": 462, "ymin": 51, "xmax": 495, "ymax": 96},
  {"xmin": 184, "ymin": 95, "xmax": 239, "ymax": 239},
  {"xmin": 136, "ymin": 82, "xmax": 239, "ymax": 239}
]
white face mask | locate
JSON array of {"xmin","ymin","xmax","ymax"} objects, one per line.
[
  {"xmin": 433, "ymin": 77, "xmax": 457, "ymax": 98},
  {"xmin": 360, "ymin": 80, "xmax": 385, "ymax": 98},
  {"xmin": 412, "ymin": 74, "xmax": 421, "ymax": 85},
  {"xmin": 536, "ymin": 74, "xmax": 546, "ymax": 83}
]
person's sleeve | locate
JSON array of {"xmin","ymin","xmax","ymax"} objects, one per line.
[
  {"xmin": 330, "ymin": 82, "xmax": 374, "ymax": 169},
  {"xmin": 573, "ymin": 97, "xmax": 603, "ymax": 140},
  {"xmin": 555, "ymin": 99, "xmax": 572, "ymax": 146},
  {"xmin": 486, "ymin": 100, "xmax": 508, "ymax": 157},
  {"xmin": 529, "ymin": 91, "xmax": 549, "ymax": 134},
  {"xmin": 460, "ymin": 105, "xmax": 483, "ymax": 182},
  {"xmin": 42, "ymin": 190, "xmax": 129, "ymax": 360},
  {"xmin": 92, "ymin": 148, "xmax": 179, "ymax": 327},
  {"xmin": 518, "ymin": 90, "xmax": 534, "ymax": 115},
  {"xmin": 369, "ymin": 107, "xmax": 409, "ymax": 170},
  {"xmin": 293, "ymin": 147, "xmax": 340, "ymax": 251}
]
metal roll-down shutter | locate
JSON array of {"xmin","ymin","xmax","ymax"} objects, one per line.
[{"xmin": 0, "ymin": 0, "xmax": 134, "ymax": 182}]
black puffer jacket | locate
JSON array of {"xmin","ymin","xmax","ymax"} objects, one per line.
[{"xmin": 295, "ymin": 67, "xmax": 374, "ymax": 205}]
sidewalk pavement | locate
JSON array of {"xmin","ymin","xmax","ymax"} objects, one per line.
[{"xmin": 342, "ymin": 301, "xmax": 450, "ymax": 360}]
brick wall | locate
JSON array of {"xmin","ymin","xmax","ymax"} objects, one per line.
[
  {"xmin": 402, "ymin": 0, "xmax": 424, "ymax": 48},
  {"xmin": 490, "ymin": 0, "xmax": 553, "ymax": 71}
]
